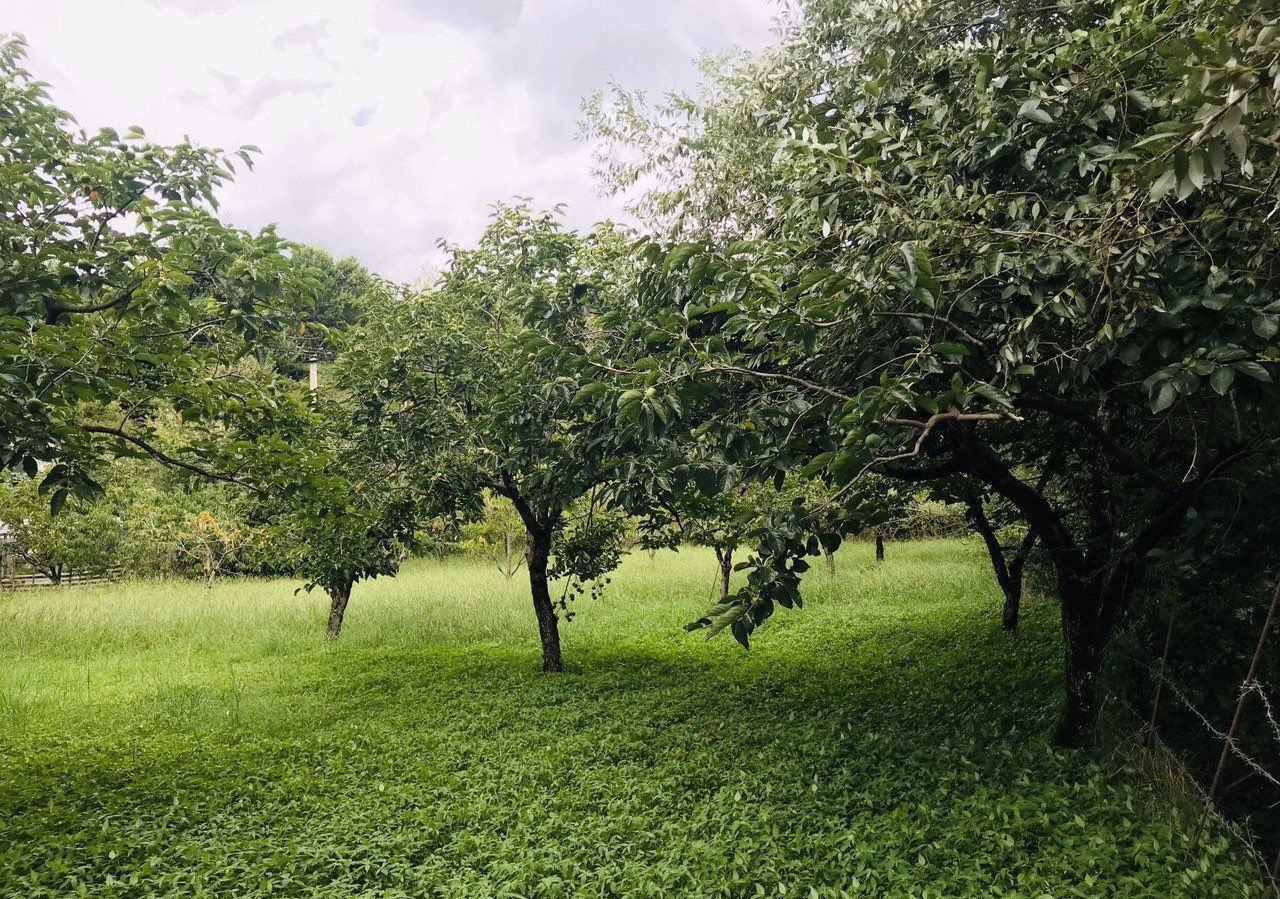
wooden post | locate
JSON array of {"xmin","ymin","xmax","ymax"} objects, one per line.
[
  {"xmin": 308, "ymin": 358, "xmax": 319, "ymax": 396},
  {"xmin": 1194, "ymin": 579, "xmax": 1280, "ymax": 846}
]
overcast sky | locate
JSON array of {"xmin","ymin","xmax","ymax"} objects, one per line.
[{"xmin": 8, "ymin": 0, "xmax": 779, "ymax": 281}]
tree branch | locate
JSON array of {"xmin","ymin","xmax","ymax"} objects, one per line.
[
  {"xmin": 878, "ymin": 459, "xmax": 963, "ymax": 481},
  {"xmin": 45, "ymin": 285, "xmax": 139, "ymax": 323},
  {"xmin": 699, "ymin": 364, "xmax": 854, "ymax": 403},
  {"xmin": 1015, "ymin": 393, "xmax": 1166, "ymax": 487},
  {"xmin": 875, "ymin": 409, "xmax": 1007, "ymax": 467},
  {"xmin": 947, "ymin": 428, "xmax": 1081, "ymax": 567},
  {"xmin": 80, "ymin": 425, "xmax": 261, "ymax": 493}
]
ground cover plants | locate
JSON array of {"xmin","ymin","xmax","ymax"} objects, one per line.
[{"xmin": 0, "ymin": 541, "xmax": 1265, "ymax": 897}]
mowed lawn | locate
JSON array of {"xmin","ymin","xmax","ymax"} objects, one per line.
[{"xmin": 0, "ymin": 540, "xmax": 1265, "ymax": 898}]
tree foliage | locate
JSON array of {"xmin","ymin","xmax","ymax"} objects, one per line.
[
  {"xmin": 591, "ymin": 0, "xmax": 1280, "ymax": 746},
  {"xmin": 0, "ymin": 35, "xmax": 307, "ymax": 510},
  {"xmin": 338, "ymin": 203, "xmax": 652, "ymax": 669}
]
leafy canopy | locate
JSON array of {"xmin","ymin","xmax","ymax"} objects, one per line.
[
  {"xmin": 0, "ymin": 35, "xmax": 308, "ymax": 511},
  {"xmin": 590, "ymin": 0, "xmax": 1280, "ymax": 667}
]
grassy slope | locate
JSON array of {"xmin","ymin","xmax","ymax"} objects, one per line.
[{"xmin": 0, "ymin": 540, "xmax": 1264, "ymax": 898}]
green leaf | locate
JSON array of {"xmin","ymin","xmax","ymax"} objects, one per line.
[
  {"xmin": 1251, "ymin": 314, "xmax": 1278, "ymax": 339},
  {"xmin": 1150, "ymin": 380, "xmax": 1177, "ymax": 413},
  {"xmin": 1234, "ymin": 361, "xmax": 1272, "ymax": 382},
  {"xmin": 1126, "ymin": 89, "xmax": 1152, "ymax": 110},
  {"xmin": 663, "ymin": 244, "xmax": 700, "ymax": 274},
  {"xmin": 1209, "ymin": 366, "xmax": 1234, "ymax": 395},
  {"xmin": 975, "ymin": 53, "xmax": 993, "ymax": 92},
  {"xmin": 572, "ymin": 383, "xmax": 606, "ymax": 404},
  {"xmin": 1149, "ymin": 168, "xmax": 1177, "ymax": 202},
  {"xmin": 933, "ymin": 342, "xmax": 969, "ymax": 359},
  {"xmin": 1018, "ymin": 99, "xmax": 1052, "ymax": 124}
]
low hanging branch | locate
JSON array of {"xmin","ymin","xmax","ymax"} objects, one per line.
[
  {"xmin": 44, "ymin": 285, "xmax": 140, "ymax": 323},
  {"xmin": 80, "ymin": 424, "xmax": 262, "ymax": 493}
]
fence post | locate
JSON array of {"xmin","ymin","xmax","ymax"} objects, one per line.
[{"xmin": 1193, "ymin": 579, "xmax": 1280, "ymax": 847}]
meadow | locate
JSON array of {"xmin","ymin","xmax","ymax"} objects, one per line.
[{"xmin": 0, "ymin": 539, "xmax": 1266, "ymax": 898}]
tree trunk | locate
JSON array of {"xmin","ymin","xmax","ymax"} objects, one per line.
[
  {"xmin": 875, "ymin": 530, "xmax": 885, "ymax": 562},
  {"xmin": 326, "ymin": 578, "xmax": 353, "ymax": 638},
  {"xmin": 1001, "ymin": 578, "xmax": 1022, "ymax": 631},
  {"xmin": 1053, "ymin": 581, "xmax": 1115, "ymax": 748},
  {"xmin": 964, "ymin": 494, "xmax": 1034, "ymax": 632},
  {"xmin": 823, "ymin": 545, "xmax": 836, "ymax": 577},
  {"xmin": 525, "ymin": 528, "xmax": 563, "ymax": 673},
  {"xmin": 715, "ymin": 546, "xmax": 733, "ymax": 600},
  {"xmin": 502, "ymin": 530, "xmax": 519, "ymax": 580}
]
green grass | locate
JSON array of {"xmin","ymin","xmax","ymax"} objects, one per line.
[{"xmin": 0, "ymin": 539, "xmax": 1265, "ymax": 897}]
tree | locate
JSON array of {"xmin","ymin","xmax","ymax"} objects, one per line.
[
  {"xmin": 0, "ymin": 35, "xmax": 306, "ymax": 509},
  {"xmin": 279, "ymin": 246, "xmax": 394, "ymax": 376},
  {"xmin": 656, "ymin": 479, "xmax": 762, "ymax": 601},
  {"xmin": 267, "ymin": 473, "xmax": 411, "ymax": 639},
  {"xmin": 241, "ymin": 365, "xmax": 413, "ymax": 638},
  {"xmin": 0, "ymin": 473, "xmax": 134, "ymax": 582},
  {"xmin": 459, "ymin": 493, "xmax": 527, "ymax": 580},
  {"xmin": 960, "ymin": 487, "xmax": 1038, "ymax": 632},
  {"xmin": 594, "ymin": 0, "xmax": 1280, "ymax": 747},
  {"xmin": 161, "ymin": 509, "xmax": 255, "ymax": 590},
  {"xmin": 340, "ymin": 204, "xmax": 648, "ymax": 671}
]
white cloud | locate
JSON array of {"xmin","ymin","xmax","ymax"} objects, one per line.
[{"xmin": 6, "ymin": 0, "xmax": 777, "ymax": 280}]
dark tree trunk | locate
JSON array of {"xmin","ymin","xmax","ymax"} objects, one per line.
[
  {"xmin": 525, "ymin": 527, "xmax": 563, "ymax": 673},
  {"xmin": 715, "ymin": 546, "xmax": 733, "ymax": 600},
  {"xmin": 1001, "ymin": 579, "xmax": 1023, "ymax": 631},
  {"xmin": 933, "ymin": 427, "xmax": 1227, "ymax": 749},
  {"xmin": 1052, "ymin": 574, "xmax": 1121, "ymax": 748},
  {"xmin": 965, "ymin": 493, "xmax": 1037, "ymax": 632},
  {"xmin": 875, "ymin": 530, "xmax": 885, "ymax": 562},
  {"xmin": 326, "ymin": 577, "xmax": 353, "ymax": 638},
  {"xmin": 823, "ymin": 545, "xmax": 836, "ymax": 577}
]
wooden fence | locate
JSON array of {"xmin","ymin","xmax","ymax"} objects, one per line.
[{"xmin": 0, "ymin": 566, "xmax": 121, "ymax": 589}]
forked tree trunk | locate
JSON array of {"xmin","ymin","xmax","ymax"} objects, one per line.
[
  {"xmin": 326, "ymin": 577, "xmax": 353, "ymax": 638},
  {"xmin": 875, "ymin": 530, "xmax": 885, "ymax": 563},
  {"xmin": 525, "ymin": 527, "xmax": 563, "ymax": 673},
  {"xmin": 964, "ymin": 493, "xmax": 1038, "ymax": 632},
  {"xmin": 714, "ymin": 546, "xmax": 733, "ymax": 600}
]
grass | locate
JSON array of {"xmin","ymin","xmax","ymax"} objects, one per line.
[{"xmin": 0, "ymin": 539, "xmax": 1266, "ymax": 897}]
